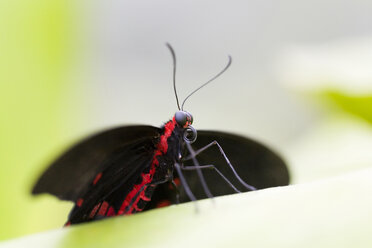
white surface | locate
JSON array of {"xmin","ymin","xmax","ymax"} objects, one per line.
[
  {"xmin": 65, "ymin": 0, "xmax": 372, "ymax": 149},
  {"xmin": 275, "ymin": 37, "xmax": 372, "ymax": 94}
]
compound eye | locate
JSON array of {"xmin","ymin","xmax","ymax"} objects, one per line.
[
  {"xmin": 186, "ymin": 112, "xmax": 193, "ymax": 125},
  {"xmin": 175, "ymin": 111, "xmax": 187, "ymax": 127},
  {"xmin": 175, "ymin": 111, "xmax": 193, "ymax": 127}
]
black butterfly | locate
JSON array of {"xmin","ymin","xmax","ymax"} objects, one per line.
[{"xmin": 32, "ymin": 44, "xmax": 290, "ymax": 225}]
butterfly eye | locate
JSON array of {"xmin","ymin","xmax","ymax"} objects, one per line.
[
  {"xmin": 175, "ymin": 111, "xmax": 187, "ymax": 127},
  {"xmin": 186, "ymin": 112, "xmax": 193, "ymax": 125},
  {"xmin": 175, "ymin": 111, "xmax": 193, "ymax": 127}
]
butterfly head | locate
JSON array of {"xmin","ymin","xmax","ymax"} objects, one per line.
[
  {"xmin": 174, "ymin": 111, "xmax": 196, "ymax": 143},
  {"xmin": 175, "ymin": 111, "xmax": 193, "ymax": 128}
]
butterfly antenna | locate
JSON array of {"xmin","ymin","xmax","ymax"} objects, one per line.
[
  {"xmin": 166, "ymin": 43, "xmax": 181, "ymax": 110},
  {"xmin": 181, "ymin": 55, "xmax": 232, "ymax": 110}
]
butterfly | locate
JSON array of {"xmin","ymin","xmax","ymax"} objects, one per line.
[{"xmin": 32, "ymin": 44, "xmax": 290, "ymax": 225}]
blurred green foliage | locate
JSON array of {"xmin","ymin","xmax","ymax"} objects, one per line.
[
  {"xmin": 325, "ymin": 91, "xmax": 372, "ymax": 125},
  {"xmin": 0, "ymin": 0, "xmax": 76, "ymax": 240}
]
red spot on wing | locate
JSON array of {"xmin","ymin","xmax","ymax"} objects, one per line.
[
  {"xmin": 93, "ymin": 172, "xmax": 102, "ymax": 185},
  {"xmin": 76, "ymin": 198, "xmax": 84, "ymax": 207},
  {"xmin": 64, "ymin": 221, "xmax": 71, "ymax": 227},
  {"xmin": 168, "ymin": 178, "xmax": 180, "ymax": 189},
  {"xmin": 89, "ymin": 203, "xmax": 100, "ymax": 219},
  {"xmin": 106, "ymin": 207, "xmax": 115, "ymax": 216},
  {"xmin": 98, "ymin": 201, "xmax": 109, "ymax": 216},
  {"xmin": 156, "ymin": 200, "xmax": 171, "ymax": 208},
  {"xmin": 173, "ymin": 178, "xmax": 180, "ymax": 186}
]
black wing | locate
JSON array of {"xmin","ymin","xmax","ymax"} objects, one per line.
[
  {"xmin": 32, "ymin": 125, "xmax": 160, "ymax": 201},
  {"xmin": 67, "ymin": 136, "xmax": 157, "ymax": 224},
  {"xmin": 146, "ymin": 130, "xmax": 290, "ymax": 209}
]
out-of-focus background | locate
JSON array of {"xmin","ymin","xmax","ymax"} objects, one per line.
[{"xmin": 1, "ymin": 0, "xmax": 372, "ymax": 241}]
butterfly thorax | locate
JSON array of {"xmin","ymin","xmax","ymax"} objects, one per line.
[{"xmin": 110, "ymin": 117, "xmax": 187, "ymax": 215}]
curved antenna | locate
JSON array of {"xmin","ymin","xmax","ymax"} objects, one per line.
[
  {"xmin": 181, "ymin": 55, "xmax": 232, "ymax": 110},
  {"xmin": 166, "ymin": 43, "xmax": 181, "ymax": 110}
]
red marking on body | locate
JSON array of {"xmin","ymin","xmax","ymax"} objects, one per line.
[
  {"xmin": 98, "ymin": 201, "xmax": 109, "ymax": 216},
  {"xmin": 93, "ymin": 172, "xmax": 102, "ymax": 185},
  {"xmin": 168, "ymin": 178, "xmax": 180, "ymax": 189},
  {"xmin": 156, "ymin": 200, "xmax": 171, "ymax": 208},
  {"xmin": 133, "ymin": 204, "xmax": 141, "ymax": 212},
  {"xmin": 76, "ymin": 198, "xmax": 84, "ymax": 207},
  {"xmin": 117, "ymin": 118, "xmax": 177, "ymax": 215},
  {"xmin": 173, "ymin": 178, "xmax": 180, "ymax": 186},
  {"xmin": 140, "ymin": 194, "xmax": 151, "ymax": 201},
  {"xmin": 64, "ymin": 221, "xmax": 71, "ymax": 227}
]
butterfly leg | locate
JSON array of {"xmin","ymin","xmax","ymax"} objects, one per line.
[
  {"xmin": 171, "ymin": 180, "xmax": 181, "ymax": 204},
  {"xmin": 180, "ymin": 164, "xmax": 241, "ymax": 193},
  {"xmin": 183, "ymin": 141, "xmax": 256, "ymax": 191},
  {"xmin": 182, "ymin": 142, "xmax": 215, "ymax": 199},
  {"xmin": 174, "ymin": 162, "xmax": 197, "ymax": 202},
  {"xmin": 182, "ymin": 141, "xmax": 241, "ymax": 193}
]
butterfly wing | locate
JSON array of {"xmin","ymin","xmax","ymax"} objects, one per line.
[
  {"xmin": 32, "ymin": 125, "xmax": 160, "ymax": 201},
  {"xmin": 66, "ymin": 136, "xmax": 157, "ymax": 224},
  {"xmin": 146, "ymin": 130, "xmax": 290, "ymax": 208},
  {"xmin": 33, "ymin": 126, "xmax": 289, "ymax": 219}
]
